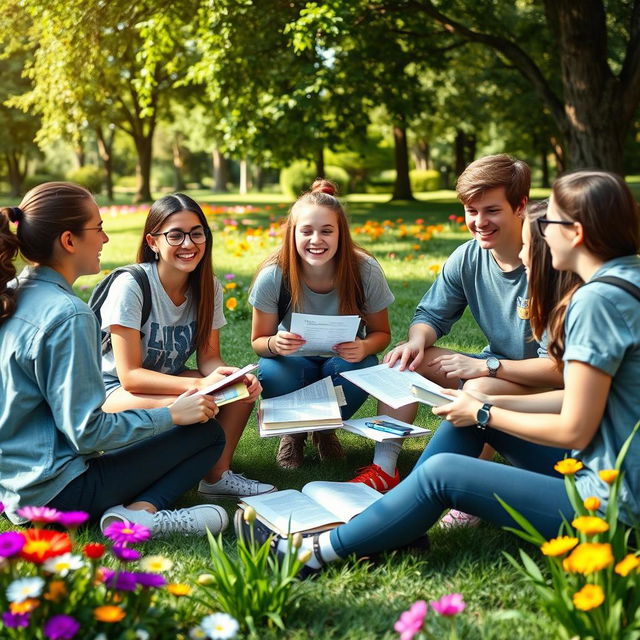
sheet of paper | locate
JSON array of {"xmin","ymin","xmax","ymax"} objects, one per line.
[
  {"xmin": 340, "ymin": 363, "xmax": 448, "ymax": 409},
  {"xmin": 290, "ymin": 313, "xmax": 360, "ymax": 356},
  {"xmin": 341, "ymin": 415, "xmax": 430, "ymax": 442},
  {"xmin": 302, "ymin": 481, "xmax": 382, "ymax": 522},
  {"xmin": 197, "ymin": 363, "xmax": 258, "ymax": 396}
]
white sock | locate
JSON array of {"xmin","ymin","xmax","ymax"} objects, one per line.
[
  {"xmin": 373, "ymin": 439, "xmax": 403, "ymax": 476},
  {"xmin": 276, "ymin": 531, "xmax": 340, "ymax": 569}
]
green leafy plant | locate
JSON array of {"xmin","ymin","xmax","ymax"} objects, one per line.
[
  {"xmin": 194, "ymin": 508, "xmax": 309, "ymax": 635},
  {"xmin": 499, "ymin": 422, "xmax": 640, "ymax": 640}
]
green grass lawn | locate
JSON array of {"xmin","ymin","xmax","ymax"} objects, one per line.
[{"xmin": 4, "ymin": 189, "xmax": 558, "ymax": 638}]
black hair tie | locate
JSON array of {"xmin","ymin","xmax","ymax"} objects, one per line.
[{"xmin": 8, "ymin": 206, "xmax": 24, "ymax": 224}]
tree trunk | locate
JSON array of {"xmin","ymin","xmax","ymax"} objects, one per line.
[
  {"xmin": 76, "ymin": 144, "xmax": 86, "ymax": 168},
  {"xmin": 172, "ymin": 137, "xmax": 186, "ymax": 192},
  {"xmin": 96, "ymin": 125, "xmax": 115, "ymax": 201},
  {"xmin": 6, "ymin": 151, "xmax": 27, "ymax": 197},
  {"xmin": 212, "ymin": 149, "xmax": 229, "ymax": 192},
  {"xmin": 133, "ymin": 133, "xmax": 153, "ymax": 203},
  {"xmin": 540, "ymin": 148, "xmax": 550, "ymax": 188},
  {"xmin": 466, "ymin": 134, "xmax": 476, "ymax": 165},
  {"xmin": 412, "ymin": 139, "xmax": 430, "ymax": 170},
  {"xmin": 550, "ymin": 136, "xmax": 566, "ymax": 174},
  {"xmin": 391, "ymin": 123, "xmax": 414, "ymax": 201},
  {"xmin": 239, "ymin": 158, "xmax": 250, "ymax": 195},
  {"xmin": 454, "ymin": 129, "xmax": 466, "ymax": 177},
  {"xmin": 254, "ymin": 165, "xmax": 264, "ymax": 192},
  {"xmin": 315, "ymin": 147, "xmax": 325, "ymax": 178}
]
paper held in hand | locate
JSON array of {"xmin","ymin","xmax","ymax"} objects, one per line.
[
  {"xmin": 289, "ymin": 312, "xmax": 360, "ymax": 356},
  {"xmin": 241, "ymin": 481, "xmax": 382, "ymax": 536},
  {"xmin": 197, "ymin": 363, "xmax": 258, "ymax": 397},
  {"xmin": 258, "ymin": 376, "xmax": 343, "ymax": 436},
  {"xmin": 340, "ymin": 363, "xmax": 452, "ymax": 409}
]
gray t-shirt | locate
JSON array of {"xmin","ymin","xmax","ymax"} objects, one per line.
[
  {"xmin": 411, "ymin": 239, "xmax": 539, "ymax": 360},
  {"xmin": 565, "ymin": 255, "xmax": 640, "ymax": 525},
  {"xmin": 249, "ymin": 255, "xmax": 394, "ymax": 332},
  {"xmin": 100, "ymin": 262, "xmax": 226, "ymax": 391}
]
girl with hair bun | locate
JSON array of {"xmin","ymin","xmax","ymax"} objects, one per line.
[
  {"xmin": 0, "ymin": 183, "xmax": 228, "ymax": 537},
  {"xmin": 249, "ymin": 179, "xmax": 394, "ymax": 469}
]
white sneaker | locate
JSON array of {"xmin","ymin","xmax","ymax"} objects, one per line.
[
  {"xmin": 100, "ymin": 504, "xmax": 229, "ymax": 537},
  {"xmin": 198, "ymin": 470, "xmax": 276, "ymax": 500}
]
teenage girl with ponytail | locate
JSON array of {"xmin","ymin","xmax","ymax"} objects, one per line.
[
  {"xmin": 0, "ymin": 183, "xmax": 229, "ymax": 537},
  {"xmin": 249, "ymin": 180, "xmax": 395, "ymax": 469}
]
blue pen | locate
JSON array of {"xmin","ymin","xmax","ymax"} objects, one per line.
[{"xmin": 365, "ymin": 420, "xmax": 412, "ymax": 436}]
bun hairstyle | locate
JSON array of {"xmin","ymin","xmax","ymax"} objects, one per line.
[
  {"xmin": 257, "ymin": 178, "xmax": 371, "ymax": 317},
  {"xmin": 1, "ymin": 182, "xmax": 94, "ymax": 323}
]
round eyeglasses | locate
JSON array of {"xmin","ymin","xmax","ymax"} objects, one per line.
[
  {"xmin": 150, "ymin": 228, "xmax": 209, "ymax": 246},
  {"xmin": 536, "ymin": 216, "xmax": 576, "ymax": 237}
]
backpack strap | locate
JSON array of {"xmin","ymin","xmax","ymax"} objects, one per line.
[
  {"xmin": 277, "ymin": 273, "xmax": 292, "ymax": 324},
  {"xmin": 584, "ymin": 276, "xmax": 640, "ymax": 303},
  {"xmin": 124, "ymin": 264, "xmax": 153, "ymax": 328}
]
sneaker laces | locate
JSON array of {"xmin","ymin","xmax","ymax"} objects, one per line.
[
  {"xmin": 351, "ymin": 464, "xmax": 379, "ymax": 482},
  {"xmin": 152, "ymin": 509, "xmax": 200, "ymax": 536},
  {"xmin": 224, "ymin": 472, "xmax": 259, "ymax": 490}
]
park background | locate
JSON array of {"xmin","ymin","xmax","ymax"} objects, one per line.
[{"xmin": 1, "ymin": 1, "xmax": 639, "ymax": 638}]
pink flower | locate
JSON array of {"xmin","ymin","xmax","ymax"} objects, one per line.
[
  {"xmin": 56, "ymin": 511, "xmax": 89, "ymax": 529},
  {"xmin": 394, "ymin": 600, "xmax": 427, "ymax": 640},
  {"xmin": 224, "ymin": 273, "xmax": 235, "ymax": 280},
  {"xmin": 102, "ymin": 521, "xmax": 150, "ymax": 544},
  {"xmin": 16, "ymin": 506, "xmax": 60, "ymax": 524},
  {"xmin": 430, "ymin": 593, "xmax": 466, "ymax": 616}
]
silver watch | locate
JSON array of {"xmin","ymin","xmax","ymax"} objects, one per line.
[{"xmin": 486, "ymin": 356, "xmax": 500, "ymax": 378}]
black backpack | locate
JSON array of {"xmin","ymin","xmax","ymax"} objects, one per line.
[
  {"xmin": 583, "ymin": 276, "xmax": 640, "ymax": 303},
  {"xmin": 88, "ymin": 264, "xmax": 152, "ymax": 355}
]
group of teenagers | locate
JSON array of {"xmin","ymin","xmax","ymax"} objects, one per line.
[{"xmin": 0, "ymin": 153, "xmax": 639, "ymax": 575}]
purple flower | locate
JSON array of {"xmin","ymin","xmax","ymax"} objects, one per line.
[
  {"xmin": 394, "ymin": 600, "xmax": 427, "ymax": 640},
  {"xmin": 112, "ymin": 544, "xmax": 141, "ymax": 562},
  {"xmin": 0, "ymin": 531, "xmax": 25, "ymax": 558},
  {"xmin": 224, "ymin": 273, "xmax": 235, "ymax": 280},
  {"xmin": 0, "ymin": 502, "xmax": 4, "ymax": 514},
  {"xmin": 2, "ymin": 611, "xmax": 30, "ymax": 628},
  {"xmin": 16, "ymin": 506, "xmax": 60, "ymax": 524},
  {"xmin": 103, "ymin": 521, "xmax": 150, "ymax": 544},
  {"xmin": 102, "ymin": 569, "xmax": 138, "ymax": 592},
  {"xmin": 43, "ymin": 614, "xmax": 80, "ymax": 639},
  {"xmin": 56, "ymin": 511, "xmax": 89, "ymax": 529},
  {"xmin": 430, "ymin": 593, "xmax": 466, "ymax": 617},
  {"xmin": 135, "ymin": 572, "xmax": 167, "ymax": 588}
]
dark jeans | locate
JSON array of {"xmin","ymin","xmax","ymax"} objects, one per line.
[
  {"xmin": 48, "ymin": 419, "xmax": 225, "ymax": 522},
  {"xmin": 330, "ymin": 420, "xmax": 573, "ymax": 556}
]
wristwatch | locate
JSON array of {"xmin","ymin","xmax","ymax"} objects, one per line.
[
  {"xmin": 476, "ymin": 402, "xmax": 492, "ymax": 430},
  {"xmin": 486, "ymin": 356, "xmax": 500, "ymax": 377}
]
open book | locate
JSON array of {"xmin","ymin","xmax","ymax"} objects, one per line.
[
  {"xmin": 340, "ymin": 363, "xmax": 451, "ymax": 409},
  {"xmin": 241, "ymin": 481, "xmax": 382, "ymax": 535},
  {"xmin": 197, "ymin": 363, "xmax": 258, "ymax": 403},
  {"xmin": 258, "ymin": 376, "xmax": 343, "ymax": 436}
]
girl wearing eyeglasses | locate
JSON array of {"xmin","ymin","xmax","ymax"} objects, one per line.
[{"xmin": 98, "ymin": 193, "xmax": 274, "ymax": 501}]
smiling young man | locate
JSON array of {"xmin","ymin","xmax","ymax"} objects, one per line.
[{"xmin": 350, "ymin": 155, "xmax": 562, "ymax": 516}]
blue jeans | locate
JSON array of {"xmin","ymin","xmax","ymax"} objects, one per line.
[
  {"xmin": 48, "ymin": 419, "xmax": 225, "ymax": 522},
  {"xmin": 259, "ymin": 354, "xmax": 378, "ymax": 420},
  {"xmin": 330, "ymin": 420, "xmax": 573, "ymax": 556}
]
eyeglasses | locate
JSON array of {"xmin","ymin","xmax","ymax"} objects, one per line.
[
  {"xmin": 536, "ymin": 216, "xmax": 576, "ymax": 237},
  {"xmin": 82, "ymin": 225, "xmax": 104, "ymax": 232},
  {"xmin": 150, "ymin": 227, "xmax": 208, "ymax": 246}
]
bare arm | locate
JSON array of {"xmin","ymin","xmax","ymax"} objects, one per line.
[
  {"xmin": 250, "ymin": 307, "xmax": 305, "ymax": 357},
  {"xmin": 383, "ymin": 322, "xmax": 439, "ymax": 371}
]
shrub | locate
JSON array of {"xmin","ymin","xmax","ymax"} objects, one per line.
[
  {"xmin": 279, "ymin": 161, "xmax": 349, "ymax": 198},
  {"xmin": 66, "ymin": 165, "xmax": 104, "ymax": 194},
  {"xmin": 22, "ymin": 173, "xmax": 64, "ymax": 194},
  {"xmin": 410, "ymin": 169, "xmax": 441, "ymax": 192}
]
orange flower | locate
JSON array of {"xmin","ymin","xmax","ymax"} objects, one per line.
[
  {"xmin": 225, "ymin": 297, "xmax": 238, "ymax": 311},
  {"xmin": 614, "ymin": 554, "xmax": 640, "ymax": 577},
  {"xmin": 599, "ymin": 469, "xmax": 619, "ymax": 484},
  {"xmin": 166, "ymin": 583, "xmax": 191, "ymax": 596},
  {"xmin": 540, "ymin": 536, "xmax": 578, "ymax": 557},
  {"xmin": 94, "ymin": 605, "xmax": 126, "ymax": 623},
  {"xmin": 573, "ymin": 584, "xmax": 604, "ymax": 611},
  {"xmin": 44, "ymin": 580, "xmax": 67, "ymax": 602},
  {"xmin": 9, "ymin": 598, "xmax": 39, "ymax": 614},
  {"xmin": 554, "ymin": 458, "xmax": 584, "ymax": 475},
  {"xmin": 563, "ymin": 542, "xmax": 613, "ymax": 575},
  {"xmin": 20, "ymin": 529, "xmax": 72, "ymax": 564},
  {"xmin": 572, "ymin": 516, "xmax": 609, "ymax": 536},
  {"xmin": 583, "ymin": 496, "xmax": 601, "ymax": 511}
]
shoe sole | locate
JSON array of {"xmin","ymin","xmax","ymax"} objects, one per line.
[{"xmin": 198, "ymin": 486, "xmax": 278, "ymax": 500}]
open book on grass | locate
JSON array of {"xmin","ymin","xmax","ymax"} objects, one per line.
[
  {"xmin": 241, "ymin": 481, "xmax": 382, "ymax": 535},
  {"xmin": 340, "ymin": 363, "xmax": 451, "ymax": 408},
  {"xmin": 258, "ymin": 376, "xmax": 343, "ymax": 437}
]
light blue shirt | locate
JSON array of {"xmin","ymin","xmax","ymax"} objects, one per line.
[
  {"xmin": 0, "ymin": 266, "xmax": 174, "ymax": 523},
  {"xmin": 565, "ymin": 256, "xmax": 640, "ymax": 525}
]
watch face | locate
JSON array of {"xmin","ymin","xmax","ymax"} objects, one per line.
[
  {"xmin": 486, "ymin": 357, "xmax": 499, "ymax": 371},
  {"xmin": 477, "ymin": 407, "xmax": 491, "ymax": 425}
]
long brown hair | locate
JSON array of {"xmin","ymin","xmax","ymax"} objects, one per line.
[
  {"xmin": 0, "ymin": 182, "xmax": 94, "ymax": 323},
  {"xmin": 525, "ymin": 200, "xmax": 581, "ymax": 369},
  {"xmin": 256, "ymin": 179, "xmax": 371, "ymax": 315},
  {"xmin": 137, "ymin": 193, "xmax": 214, "ymax": 355}
]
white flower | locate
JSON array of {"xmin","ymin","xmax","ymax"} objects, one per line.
[
  {"xmin": 6, "ymin": 576, "xmax": 45, "ymax": 603},
  {"xmin": 200, "ymin": 613, "xmax": 239, "ymax": 639},
  {"xmin": 140, "ymin": 555, "xmax": 173, "ymax": 572},
  {"xmin": 189, "ymin": 627, "xmax": 207, "ymax": 640},
  {"xmin": 94, "ymin": 634, "xmax": 108, "ymax": 640},
  {"xmin": 135, "ymin": 629, "xmax": 150, "ymax": 640},
  {"xmin": 43, "ymin": 552, "xmax": 84, "ymax": 576}
]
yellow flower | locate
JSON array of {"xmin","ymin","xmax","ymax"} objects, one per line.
[
  {"xmin": 572, "ymin": 516, "xmax": 609, "ymax": 536},
  {"xmin": 94, "ymin": 605, "xmax": 126, "ymax": 622},
  {"xmin": 573, "ymin": 584, "xmax": 605, "ymax": 611},
  {"xmin": 243, "ymin": 506, "xmax": 256, "ymax": 524},
  {"xmin": 298, "ymin": 550, "xmax": 312, "ymax": 564},
  {"xmin": 225, "ymin": 297, "xmax": 238, "ymax": 310},
  {"xmin": 9, "ymin": 598, "xmax": 39, "ymax": 614},
  {"xmin": 197, "ymin": 573, "xmax": 215, "ymax": 586},
  {"xmin": 554, "ymin": 458, "xmax": 584, "ymax": 475},
  {"xmin": 540, "ymin": 536, "xmax": 579, "ymax": 557},
  {"xmin": 139, "ymin": 555, "xmax": 173, "ymax": 573},
  {"xmin": 599, "ymin": 469, "xmax": 619, "ymax": 484},
  {"xmin": 563, "ymin": 542, "xmax": 613, "ymax": 575},
  {"xmin": 224, "ymin": 282, "xmax": 237, "ymax": 290},
  {"xmin": 583, "ymin": 496, "xmax": 601, "ymax": 511},
  {"xmin": 615, "ymin": 554, "xmax": 640, "ymax": 577},
  {"xmin": 44, "ymin": 580, "xmax": 66, "ymax": 602},
  {"xmin": 166, "ymin": 583, "xmax": 191, "ymax": 596},
  {"xmin": 292, "ymin": 532, "xmax": 303, "ymax": 549}
]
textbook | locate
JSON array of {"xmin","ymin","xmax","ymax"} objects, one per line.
[
  {"xmin": 241, "ymin": 481, "xmax": 383, "ymax": 535},
  {"xmin": 340, "ymin": 363, "xmax": 451, "ymax": 409},
  {"xmin": 209, "ymin": 381, "xmax": 250, "ymax": 407},
  {"xmin": 410, "ymin": 384, "xmax": 452, "ymax": 407},
  {"xmin": 341, "ymin": 415, "xmax": 431, "ymax": 441},
  {"xmin": 197, "ymin": 363, "xmax": 258, "ymax": 397},
  {"xmin": 258, "ymin": 376, "xmax": 343, "ymax": 436}
]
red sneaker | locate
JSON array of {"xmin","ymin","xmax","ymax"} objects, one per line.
[{"xmin": 349, "ymin": 464, "xmax": 400, "ymax": 493}]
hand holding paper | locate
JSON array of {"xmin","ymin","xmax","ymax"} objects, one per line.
[{"xmin": 289, "ymin": 313, "xmax": 360, "ymax": 357}]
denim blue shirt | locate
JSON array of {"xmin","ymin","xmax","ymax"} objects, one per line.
[{"xmin": 0, "ymin": 266, "xmax": 174, "ymax": 523}]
